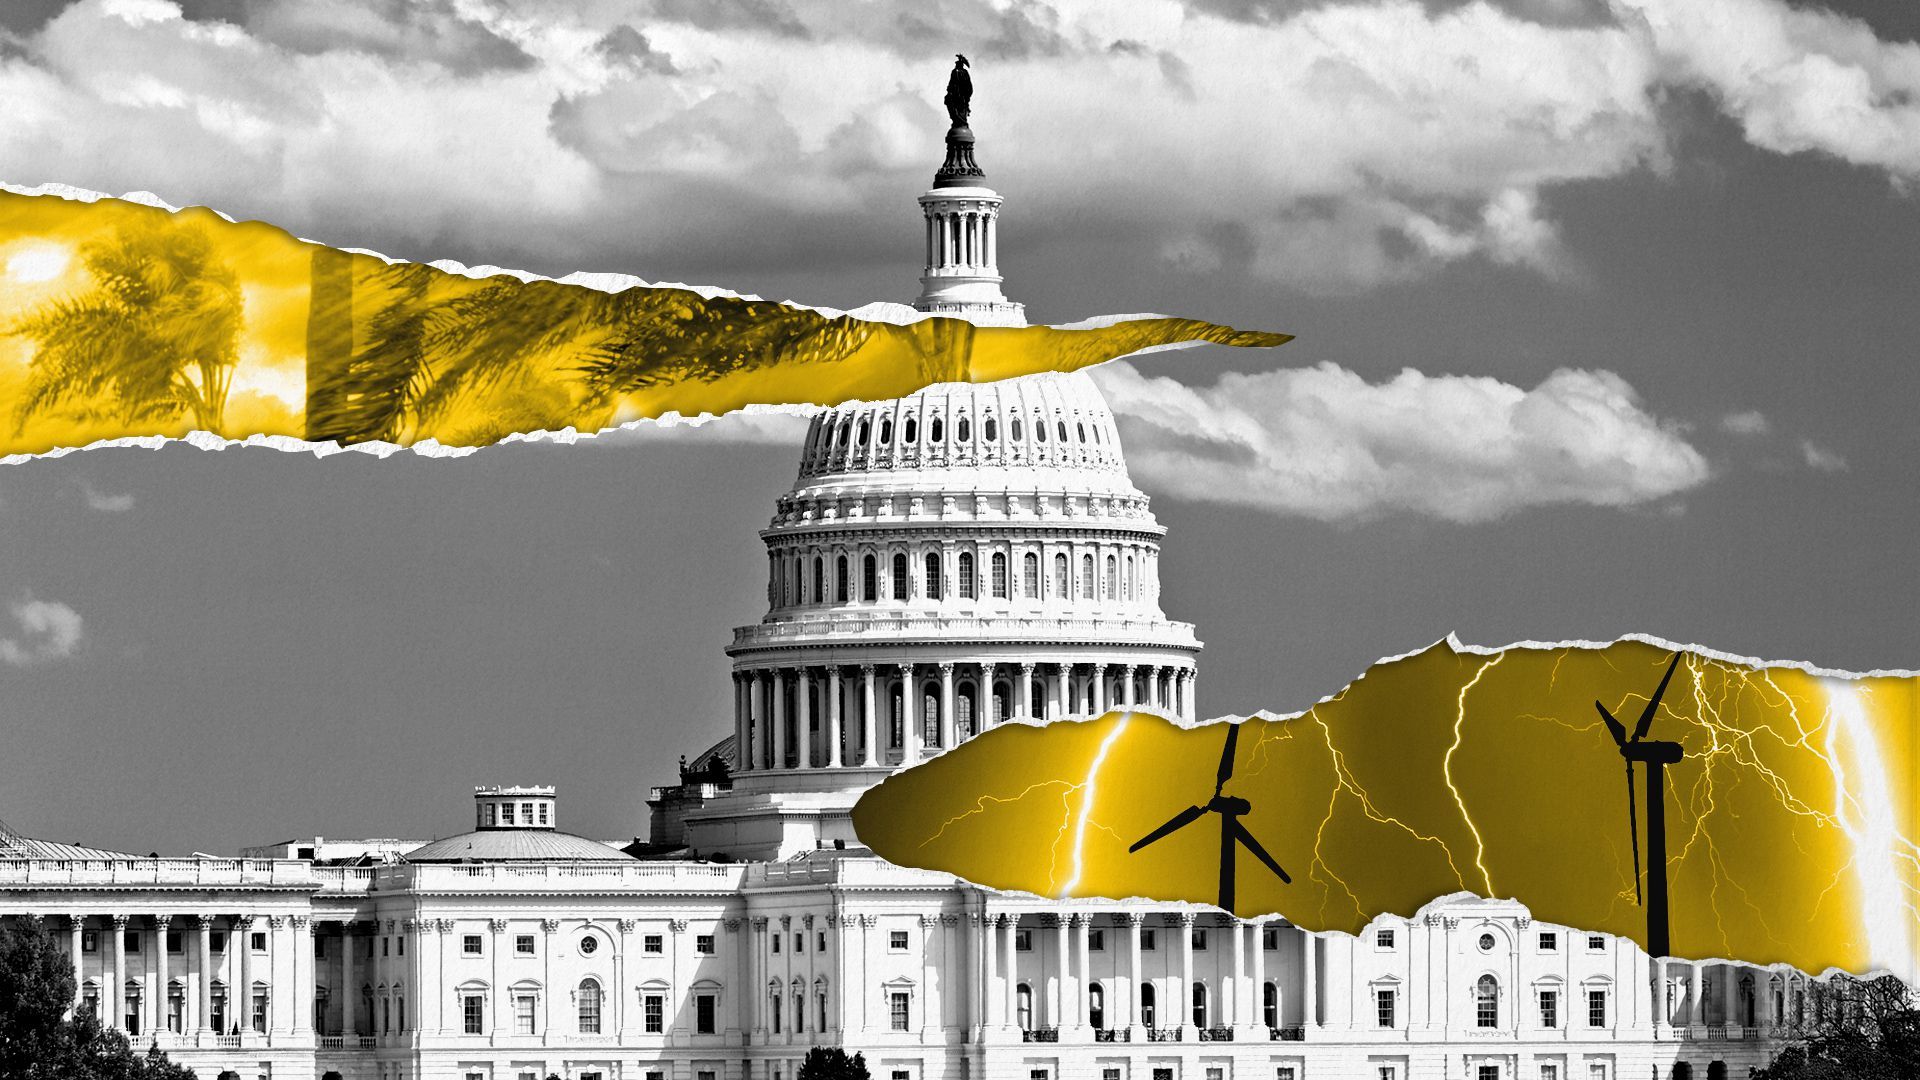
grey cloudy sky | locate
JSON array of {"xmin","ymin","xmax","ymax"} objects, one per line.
[{"xmin": 2, "ymin": 0, "xmax": 1918, "ymax": 854}]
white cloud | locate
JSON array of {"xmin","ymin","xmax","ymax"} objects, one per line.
[
  {"xmin": 1091, "ymin": 359, "xmax": 1711, "ymax": 523},
  {"xmin": 1800, "ymin": 438, "xmax": 1847, "ymax": 472},
  {"xmin": 0, "ymin": 594, "xmax": 85, "ymax": 666},
  {"xmin": 0, "ymin": 0, "xmax": 1913, "ymax": 291},
  {"xmin": 75, "ymin": 478, "xmax": 135, "ymax": 512},
  {"xmin": 593, "ymin": 408, "xmax": 815, "ymax": 445},
  {"xmin": 1720, "ymin": 410, "xmax": 1770, "ymax": 436}
]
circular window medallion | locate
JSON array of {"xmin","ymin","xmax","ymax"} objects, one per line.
[
  {"xmin": 579, "ymin": 935, "xmax": 599, "ymax": 956},
  {"xmin": 1478, "ymin": 932, "xmax": 1496, "ymax": 952}
]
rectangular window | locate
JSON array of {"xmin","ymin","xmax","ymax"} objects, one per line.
[
  {"xmin": 398, "ymin": 938, "xmax": 405, "ymax": 956},
  {"xmin": 1030, "ymin": 1070, "xmax": 1049, "ymax": 1080},
  {"xmin": 1141, "ymin": 929, "xmax": 1157, "ymax": 951},
  {"xmin": 644, "ymin": 994, "xmax": 664, "ymax": 1033},
  {"xmin": 538, "ymin": 803, "xmax": 549, "ymax": 826},
  {"xmin": 1382, "ymin": 1069, "xmax": 1400, "ymax": 1080},
  {"xmin": 1103, "ymin": 1071, "xmax": 1122, "ymax": 1080},
  {"xmin": 1376, "ymin": 988, "xmax": 1396, "ymax": 1028},
  {"xmin": 645, "ymin": 934, "xmax": 664, "ymax": 954},
  {"xmin": 382, "ymin": 937, "xmax": 389, "ymax": 957},
  {"xmin": 890, "ymin": 992, "xmax": 910, "ymax": 1031},
  {"xmin": 1376, "ymin": 928, "xmax": 1395, "ymax": 949},
  {"xmin": 125, "ymin": 932, "xmax": 141, "ymax": 954},
  {"xmin": 1478, "ymin": 1068, "xmax": 1499, "ymax": 1080},
  {"xmin": 1263, "ymin": 927, "xmax": 1279, "ymax": 950},
  {"xmin": 515, "ymin": 935, "xmax": 535, "ymax": 956},
  {"xmin": 1089, "ymin": 929, "xmax": 1106, "ymax": 951},
  {"xmin": 696, "ymin": 934, "xmax": 716, "ymax": 955},
  {"xmin": 1541, "ymin": 990, "xmax": 1559, "ymax": 1029},
  {"xmin": 817, "ymin": 931, "xmax": 827, "ymax": 951},
  {"xmin": 793, "ymin": 932, "xmax": 804, "ymax": 952},
  {"xmin": 82, "ymin": 931, "xmax": 98, "ymax": 953},
  {"xmin": 772, "ymin": 935, "xmax": 781, "ymax": 954},
  {"xmin": 462, "ymin": 995, "xmax": 483, "ymax": 1035},
  {"xmin": 1205, "ymin": 1069, "xmax": 1222, "ymax": 1080},
  {"xmin": 891, "ymin": 931, "xmax": 911, "ymax": 951},
  {"xmin": 1587, "ymin": 935, "xmax": 1606, "ymax": 951},
  {"xmin": 1588, "ymin": 990, "xmax": 1608, "ymax": 1028},
  {"xmin": 513, "ymin": 994, "xmax": 535, "ymax": 1035},
  {"xmin": 211, "ymin": 931, "xmax": 226, "ymax": 952},
  {"xmin": 501, "ymin": 802, "xmax": 515, "ymax": 825},
  {"xmin": 1539, "ymin": 931, "xmax": 1558, "ymax": 951},
  {"xmin": 1152, "ymin": 1070, "xmax": 1173, "ymax": 1080},
  {"xmin": 166, "ymin": 931, "xmax": 183, "ymax": 954},
  {"xmin": 315, "ymin": 937, "xmax": 327, "ymax": 960},
  {"xmin": 1541, "ymin": 1066, "xmax": 1560, "ymax": 1080},
  {"xmin": 892, "ymin": 1073, "xmax": 910, "ymax": 1080},
  {"xmin": 1191, "ymin": 928, "xmax": 1208, "ymax": 950},
  {"xmin": 462, "ymin": 935, "xmax": 483, "ymax": 957},
  {"xmin": 1589, "ymin": 1067, "xmax": 1606, "ymax": 1080},
  {"xmin": 695, "ymin": 994, "xmax": 717, "ymax": 1034},
  {"xmin": 1276, "ymin": 1071, "xmax": 1296, "ymax": 1080},
  {"xmin": 250, "ymin": 931, "xmax": 266, "ymax": 953}
]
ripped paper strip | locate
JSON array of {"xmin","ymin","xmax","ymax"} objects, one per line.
[
  {"xmin": 852, "ymin": 637, "xmax": 1918, "ymax": 981},
  {"xmin": 0, "ymin": 186, "xmax": 1288, "ymax": 456}
]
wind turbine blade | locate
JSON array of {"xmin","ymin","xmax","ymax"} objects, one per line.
[
  {"xmin": 1594, "ymin": 702, "xmax": 1629, "ymax": 748},
  {"xmin": 1625, "ymin": 761, "xmax": 1643, "ymax": 907},
  {"xmin": 1634, "ymin": 654, "xmax": 1683, "ymax": 741},
  {"xmin": 1129, "ymin": 805, "xmax": 1207, "ymax": 853},
  {"xmin": 1215, "ymin": 724, "xmax": 1241, "ymax": 794},
  {"xmin": 1231, "ymin": 820, "xmax": 1293, "ymax": 884}
]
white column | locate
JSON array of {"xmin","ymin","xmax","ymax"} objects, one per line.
[
  {"xmin": 1018, "ymin": 663, "xmax": 1035, "ymax": 722},
  {"xmin": 939, "ymin": 663, "xmax": 956, "ymax": 750},
  {"xmin": 1251, "ymin": 922, "xmax": 1269, "ymax": 1032},
  {"xmin": 735, "ymin": 674, "xmax": 751, "ymax": 773},
  {"xmin": 541, "ymin": 920, "xmax": 558, "ymax": 1036},
  {"xmin": 618, "ymin": 919, "xmax": 639, "ymax": 1039},
  {"xmin": 109, "ymin": 915, "xmax": 127, "ymax": 1032},
  {"xmin": 1001, "ymin": 916, "xmax": 1020, "ymax": 1029},
  {"xmin": 152, "ymin": 916, "xmax": 170, "ymax": 1033},
  {"xmin": 341, "ymin": 923, "xmax": 357, "ymax": 1038},
  {"xmin": 1052, "ymin": 916, "xmax": 1069, "ymax": 1030},
  {"xmin": 1691, "ymin": 962, "xmax": 1706, "ymax": 1027},
  {"xmin": 236, "ymin": 916, "xmax": 255, "ymax": 1035},
  {"xmin": 68, "ymin": 916, "xmax": 85, "ymax": 1017},
  {"xmin": 920, "ymin": 916, "xmax": 938, "ymax": 1039},
  {"xmin": 772, "ymin": 669, "xmax": 788, "ymax": 769},
  {"xmin": 1302, "ymin": 928, "xmax": 1318, "ymax": 1027},
  {"xmin": 292, "ymin": 917, "xmax": 313, "ymax": 1038},
  {"xmin": 861, "ymin": 664, "xmax": 878, "ymax": 766},
  {"xmin": 1074, "ymin": 915, "xmax": 1092, "ymax": 1034},
  {"xmin": 269, "ymin": 915, "xmax": 291, "ymax": 1036},
  {"xmin": 1121, "ymin": 665, "xmax": 1137, "ymax": 709},
  {"xmin": 490, "ymin": 919, "xmax": 508, "ymax": 1036},
  {"xmin": 752, "ymin": 671, "xmax": 769, "ymax": 770},
  {"xmin": 1177, "ymin": 913, "xmax": 1194, "ymax": 1036},
  {"xmin": 827, "ymin": 666, "xmax": 844, "ymax": 767},
  {"xmin": 800, "ymin": 667, "xmax": 817, "ymax": 769},
  {"xmin": 902, "ymin": 664, "xmax": 922, "ymax": 764},
  {"xmin": 983, "ymin": 912, "xmax": 1000, "ymax": 1030},
  {"xmin": 1052, "ymin": 662, "xmax": 1068, "ymax": 719},
  {"xmin": 1125, "ymin": 913, "xmax": 1144, "ymax": 1037}
]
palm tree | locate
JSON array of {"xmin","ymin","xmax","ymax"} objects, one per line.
[{"xmin": 11, "ymin": 219, "xmax": 243, "ymax": 435}]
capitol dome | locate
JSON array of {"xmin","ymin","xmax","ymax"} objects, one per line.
[{"xmin": 406, "ymin": 785, "xmax": 632, "ymax": 863}]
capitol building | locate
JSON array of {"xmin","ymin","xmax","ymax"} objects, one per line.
[{"xmin": 0, "ymin": 120, "xmax": 1803, "ymax": 1080}]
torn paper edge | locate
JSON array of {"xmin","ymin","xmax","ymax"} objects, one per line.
[{"xmin": 0, "ymin": 181, "xmax": 1243, "ymax": 461}]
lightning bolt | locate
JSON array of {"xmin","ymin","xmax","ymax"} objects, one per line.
[
  {"xmin": 1442, "ymin": 654, "xmax": 1504, "ymax": 896},
  {"xmin": 1058, "ymin": 712, "xmax": 1134, "ymax": 896}
]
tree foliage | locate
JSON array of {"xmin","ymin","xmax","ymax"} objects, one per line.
[
  {"xmin": 9, "ymin": 220, "xmax": 242, "ymax": 435},
  {"xmin": 797, "ymin": 1046, "xmax": 870, "ymax": 1080},
  {"xmin": 1755, "ymin": 975, "xmax": 1920, "ymax": 1080},
  {"xmin": 0, "ymin": 921, "xmax": 196, "ymax": 1080}
]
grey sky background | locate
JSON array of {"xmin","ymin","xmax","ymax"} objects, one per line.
[{"xmin": 2, "ymin": 0, "xmax": 1918, "ymax": 854}]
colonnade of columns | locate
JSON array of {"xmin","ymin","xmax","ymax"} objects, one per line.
[
  {"xmin": 925, "ymin": 204, "xmax": 999, "ymax": 273},
  {"xmin": 974, "ymin": 912, "xmax": 1313, "ymax": 1042},
  {"xmin": 10, "ymin": 911, "xmax": 309, "ymax": 1044},
  {"xmin": 1656, "ymin": 958, "xmax": 1799, "ymax": 1031},
  {"xmin": 732, "ymin": 659, "xmax": 1197, "ymax": 771}
]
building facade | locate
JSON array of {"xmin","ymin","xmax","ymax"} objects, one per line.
[{"xmin": 0, "ymin": 123, "xmax": 1798, "ymax": 1080}]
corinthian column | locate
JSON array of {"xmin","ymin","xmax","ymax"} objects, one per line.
[
  {"xmin": 772, "ymin": 669, "xmax": 788, "ymax": 769},
  {"xmin": 938, "ymin": 663, "xmax": 956, "ymax": 749},
  {"xmin": 827, "ymin": 666, "xmax": 844, "ymax": 767},
  {"xmin": 797, "ymin": 667, "xmax": 814, "ymax": 769},
  {"xmin": 861, "ymin": 664, "xmax": 878, "ymax": 766},
  {"xmin": 902, "ymin": 664, "xmax": 922, "ymax": 764},
  {"xmin": 1018, "ymin": 664, "xmax": 1035, "ymax": 722}
]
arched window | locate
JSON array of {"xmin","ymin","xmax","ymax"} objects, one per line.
[
  {"xmin": 1011, "ymin": 417, "xmax": 1023, "ymax": 441},
  {"xmin": 813, "ymin": 556, "xmax": 825, "ymax": 603},
  {"xmin": 863, "ymin": 554, "xmax": 878, "ymax": 601},
  {"xmin": 879, "ymin": 418, "xmax": 892, "ymax": 444},
  {"xmin": 1036, "ymin": 419, "xmax": 1047, "ymax": 443},
  {"xmin": 925, "ymin": 552, "xmax": 942, "ymax": 600},
  {"xmin": 1078, "ymin": 422, "xmax": 1087, "ymax": 442},
  {"xmin": 1089, "ymin": 983, "xmax": 1106, "ymax": 1030},
  {"xmin": 839, "ymin": 418, "xmax": 852, "ymax": 449},
  {"xmin": 578, "ymin": 979, "xmax": 601, "ymax": 1034},
  {"xmin": 1477, "ymin": 975, "xmax": 1500, "ymax": 1028},
  {"xmin": 1192, "ymin": 982, "xmax": 1209, "ymax": 1028},
  {"xmin": 1672, "ymin": 1063, "xmax": 1693, "ymax": 1080},
  {"xmin": 818, "ymin": 988, "xmax": 829, "ymax": 1031},
  {"xmin": 836, "ymin": 555, "xmax": 849, "ymax": 602},
  {"xmin": 956, "ymin": 686, "xmax": 976, "ymax": 739},
  {"xmin": 958, "ymin": 417, "xmax": 971, "ymax": 442},
  {"xmin": 1105, "ymin": 555, "xmax": 1118, "ymax": 599},
  {"xmin": 904, "ymin": 417, "xmax": 918, "ymax": 444},
  {"xmin": 858, "ymin": 418, "xmax": 871, "ymax": 445},
  {"xmin": 1263, "ymin": 981, "xmax": 1279, "ymax": 1029},
  {"xmin": 1023, "ymin": 552, "xmax": 1039, "ymax": 598},
  {"xmin": 985, "ymin": 417, "xmax": 998, "ymax": 441},
  {"xmin": 794, "ymin": 990, "xmax": 806, "ymax": 1032},
  {"xmin": 892, "ymin": 553, "xmax": 909, "ymax": 601},
  {"xmin": 771, "ymin": 989, "xmax": 783, "ymax": 1033},
  {"xmin": 1016, "ymin": 983, "xmax": 1033, "ymax": 1031},
  {"xmin": 958, "ymin": 552, "xmax": 976, "ymax": 599},
  {"xmin": 930, "ymin": 417, "xmax": 943, "ymax": 443},
  {"xmin": 1081, "ymin": 554, "xmax": 1095, "ymax": 599},
  {"xmin": 991, "ymin": 552, "xmax": 1008, "ymax": 598},
  {"xmin": 1126, "ymin": 554, "xmax": 1135, "ymax": 600},
  {"xmin": 1054, "ymin": 553, "xmax": 1069, "ymax": 599},
  {"xmin": 1058, "ymin": 421, "xmax": 1070, "ymax": 442},
  {"xmin": 1141, "ymin": 983, "xmax": 1157, "ymax": 1029},
  {"xmin": 1706, "ymin": 1063, "xmax": 1727, "ymax": 1080}
]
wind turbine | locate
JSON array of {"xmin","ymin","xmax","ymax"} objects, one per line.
[
  {"xmin": 1129, "ymin": 723, "xmax": 1291, "ymax": 911},
  {"xmin": 1596, "ymin": 653, "xmax": 1686, "ymax": 959}
]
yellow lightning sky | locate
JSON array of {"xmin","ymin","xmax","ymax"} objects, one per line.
[{"xmin": 852, "ymin": 637, "xmax": 1920, "ymax": 981}]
